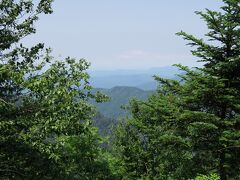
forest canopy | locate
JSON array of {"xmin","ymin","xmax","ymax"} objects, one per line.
[{"xmin": 0, "ymin": 0, "xmax": 240, "ymax": 179}]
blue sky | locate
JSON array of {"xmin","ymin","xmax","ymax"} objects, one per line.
[{"xmin": 25, "ymin": 0, "xmax": 223, "ymax": 70}]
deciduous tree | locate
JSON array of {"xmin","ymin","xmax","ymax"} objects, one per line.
[{"xmin": 0, "ymin": 0, "xmax": 111, "ymax": 178}]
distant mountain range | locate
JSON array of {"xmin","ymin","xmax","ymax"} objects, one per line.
[
  {"xmin": 91, "ymin": 86, "xmax": 153, "ymax": 119},
  {"xmin": 89, "ymin": 66, "xmax": 181, "ymax": 120},
  {"xmin": 89, "ymin": 66, "xmax": 179, "ymax": 90}
]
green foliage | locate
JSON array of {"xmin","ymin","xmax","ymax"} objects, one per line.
[
  {"xmin": 113, "ymin": 1, "xmax": 240, "ymax": 179},
  {"xmin": 0, "ymin": 0, "xmax": 114, "ymax": 179},
  {"xmin": 2, "ymin": 0, "xmax": 240, "ymax": 179},
  {"xmin": 195, "ymin": 173, "xmax": 220, "ymax": 180}
]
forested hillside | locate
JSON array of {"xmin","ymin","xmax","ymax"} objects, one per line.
[
  {"xmin": 1, "ymin": 0, "xmax": 240, "ymax": 179},
  {"xmin": 91, "ymin": 86, "xmax": 152, "ymax": 119}
]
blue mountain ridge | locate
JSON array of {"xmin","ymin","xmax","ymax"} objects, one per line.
[{"xmin": 88, "ymin": 66, "xmax": 179, "ymax": 90}]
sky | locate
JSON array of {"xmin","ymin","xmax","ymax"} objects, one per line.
[{"xmin": 25, "ymin": 0, "xmax": 223, "ymax": 70}]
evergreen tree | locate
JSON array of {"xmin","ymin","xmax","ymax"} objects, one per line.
[{"xmin": 114, "ymin": 0, "xmax": 240, "ymax": 179}]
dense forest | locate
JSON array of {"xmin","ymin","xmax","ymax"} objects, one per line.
[{"xmin": 1, "ymin": 0, "xmax": 240, "ymax": 179}]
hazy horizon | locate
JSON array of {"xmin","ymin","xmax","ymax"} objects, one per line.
[{"xmin": 23, "ymin": 1, "xmax": 223, "ymax": 70}]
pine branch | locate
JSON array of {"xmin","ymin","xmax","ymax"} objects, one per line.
[
  {"xmin": 0, "ymin": 169, "xmax": 26, "ymax": 177},
  {"xmin": 0, "ymin": 98, "xmax": 14, "ymax": 106},
  {"xmin": 217, "ymin": 145, "xmax": 240, "ymax": 152}
]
